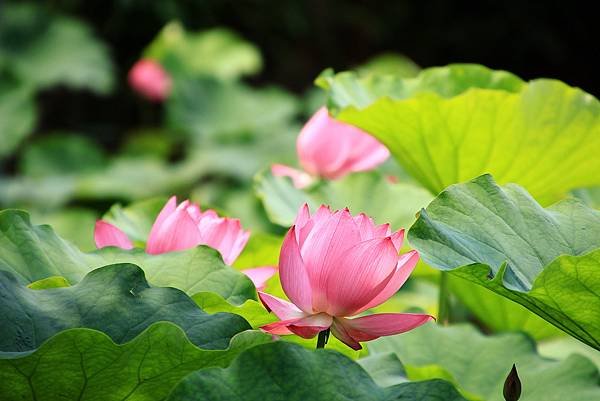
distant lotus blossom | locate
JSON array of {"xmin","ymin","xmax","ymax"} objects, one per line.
[
  {"xmin": 272, "ymin": 107, "xmax": 390, "ymax": 188},
  {"xmin": 94, "ymin": 196, "xmax": 276, "ymax": 289},
  {"xmin": 259, "ymin": 204, "xmax": 432, "ymax": 350},
  {"xmin": 128, "ymin": 59, "xmax": 172, "ymax": 102}
]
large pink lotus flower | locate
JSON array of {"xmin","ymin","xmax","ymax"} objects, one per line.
[
  {"xmin": 94, "ymin": 196, "xmax": 275, "ymax": 290},
  {"xmin": 272, "ymin": 107, "xmax": 390, "ymax": 188},
  {"xmin": 259, "ymin": 204, "xmax": 432, "ymax": 350},
  {"xmin": 128, "ymin": 59, "xmax": 172, "ymax": 102}
]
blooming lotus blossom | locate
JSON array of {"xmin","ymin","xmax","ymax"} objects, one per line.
[
  {"xmin": 259, "ymin": 204, "xmax": 432, "ymax": 350},
  {"xmin": 128, "ymin": 59, "xmax": 172, "ymax": 102},
  {"xmin": 272, "ymin": 107, "xmax": 390, "ymax": 188},
  {"xmin": 94, "ymin": 197, "xmax": 276, "ymax": 288}
]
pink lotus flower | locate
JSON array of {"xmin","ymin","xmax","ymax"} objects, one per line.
[
  {"xmin": 272, "ymin": 107, "xmax": 390, "ymax": 188},
  {"xmin": 259, "ymin": 204, "xmax": 432, "ymax": 350},
  {"xmin": 128, "ymin": 59, "xmax": 172, "ymax": 102},
  {"xmin": 94, "ymin": 197, "xmax": 276, "ymax": 289}
]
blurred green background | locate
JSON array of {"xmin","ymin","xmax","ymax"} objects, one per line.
[{"xmin": 1, "ymin": 0, "xmax": 598, "ymax": 243}]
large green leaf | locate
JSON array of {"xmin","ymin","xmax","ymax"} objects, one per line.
[
  {"xmin": 408, "ymin": 174, "xmax": 600, "ymax": 348},
  {"xmin": 448, "ymin": 275, "xmax": 564, "ymax": 340},
  {"xmin": 317, "ymin": 63, "xmax": 524, "ymax": 110},
  {"xmin": 0, "ymin": 264, "xmax": 251, "ymax": 352},
  {"xmin": 145, "ymin": 22, "xmax": 262, "ymax": 80},
  {"xmin": 0, "ymin": 76, "xmax": 36, "ymax": 159},
  {"xmin": 370, "ymin": 323, "xmax": 600, "ymax": 401},
  {"xmin": 331, "ymin": 68, "xmax": 600, "ymax": 203},
  {"xmin": 0, "ymin": 3, "xmax": 113, "ymax": 93},
  {"xmin": 0, "ymin": 209, "xmax": 256, "ymax": 303},
  {"xmin": 255, "ymin": 170, "xmax": 433, "ymax": 228},
  {"xmin": 167, "ymin": 341, "xmax": 466, "ymax": 401},
  {"xmin": 0, "ymin": 323, "xmax": 270, "ymax": 401}
]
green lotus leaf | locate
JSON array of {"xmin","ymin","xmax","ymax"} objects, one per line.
[
  {"xmin": 0, "ymin": 264, "xmax": 252, "ymax": 352},
  {"xmin": 145, "ymin": 23, "xmax": 262, "ymax": 80},
  {"xmin": 0, "ymin": 209, "xmax": 256, "ymax": 304},
  {"xmin": 370, "ymin": 323, "xmax": 600, "ymax": 401},
  {"xmin": 408, "ymin": 174, "xmax": 600, "ymax": 348},
  {"xmin": 328, "ymin": 66, "xmax": 600, "ymax": 203},
  {"xmin": 166, "ymin": 341, "xmax": 466, "ymax": 401},
  {"xmin": 0, "ymin": 323, "xmax": 270, "ymax": 401},
  {"xmin": 255, "ymin": 170, "xmax": 433, "ymax": 229},
  {"xmin": 317, "ymin": 63, "xmax": 524, "ymax": 110},
  {"xmin": 192, "ymin": 291, "xmax": 276, "ymax": 328}
]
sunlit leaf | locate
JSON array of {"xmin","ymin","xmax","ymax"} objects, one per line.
[{"xmin": 409, "ymin": 174, "xmax": 600, "ymax": 349}]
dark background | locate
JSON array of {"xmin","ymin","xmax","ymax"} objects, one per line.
[{"xmin": 23, "ymin": 0, "xmax": 600, "ymax": 140}]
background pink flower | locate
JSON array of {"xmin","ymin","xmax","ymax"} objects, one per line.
[
  {"xmin": 128, "ymin": 59, "xmax": 172, "ymax": 102},
  {"xmin": 259, "ymin": 203, "xmax": 432, "ymax": 350},
  {"xmin": 94, "ymin": 197, "xmax": 276, "ymax": 289}
]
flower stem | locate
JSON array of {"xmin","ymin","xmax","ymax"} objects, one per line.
[
  {"xmin": 316, "ymin": 328, "xmax": 330, "ymax": 349},
  {"xmin": 438, "ymin": 271, "xmax": 450, "ymax": 325}
]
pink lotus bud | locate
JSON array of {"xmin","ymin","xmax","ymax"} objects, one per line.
[
  {"xmin": 297, "ymin": 107, "xmax": 390, "ymax": 180},
  {"xmin": 258, "ymin": 204, "xmax": 433, "ymax": 350},
  {"xmin": 128, "ymin": 59, "xmax": 172, "ymax": 102}
]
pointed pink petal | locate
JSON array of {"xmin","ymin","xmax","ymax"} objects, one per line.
[
  {"xmin": 353, "ymin": 213, "xmax": 380, "ymax": 241},
  {"xmin": 185, "ymin": 202, "xmax": 202, "ymax": 223},
  {"xmin": 258, "ymin": 292, "xmax": 306, "ymax": 320},
  {"xmin": 242, "ymin": 267, "xmax": 277, "ymax": 291},
  {"xmin": 279, "ymin": 227, "xmax": 313, "ymax": 313},
  {"xmin": 323, "ymin": 237, "xmax": 399, "ymax": 316},
  {"xmin": 294, "ymin": 203, "xmax": 311, "ymax": 228},
  {"xmin": 389, "ymin": 229, "xmax": 405, "ymax": 251},
  {"xmin": 197, "ymin": 216, "xmax": 249, "ymax": 265},
  {"xmin": 300, "ymin": 209, "xmax": 361, "ymax": 312},
  {"xmin": 288, "ymin": 313, "xmax": 333, "ymax": 338},
  {"xmin": 355, "ymin": 250, "xmax": 420, "ymax": 313},
  {"xmin": 297, "ymin": 107, "xmax": 353, "ymax": 178},
  {"xmin": 146, "ymin": 208, "xmax": 202, "ymax": 254},
  {"xmin": 271, "ymin": 164, "xmax": 315, "ymax": 189},
  {"xmin": 147, "ymin": 196, "xmax": 177, "ymax": 246},
  {"xmin": 331, "ymin": 318, "xmax": 362, "ymax": 350},
  {"xmin": 335, "ymin": 313, "xmax": 433, "ymax": 342},
  {"xmin": 374, "ymin": 223, "xmax": 392, "ymax": 238},
  {"xmin": 94, "ymin": 221, "xmax": 133, "ymax": 250},
  {"xmin": 225, "ymin": 228, "xmax": 250, "ymax": 265},
  {"xmin": 261, "ymin": 318, "xmax": 302, "ymax": 335},
  {"xmin": 343, "ymin": 138, "xmax": 390, "ymax": 173},
  {"xmin": 261, "ymin": 313, "xmax": 332, "ymax": 338}
]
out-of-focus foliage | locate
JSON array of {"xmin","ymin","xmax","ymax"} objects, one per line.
[
  {"xmin": 0, "ymin": 3, "xmax": 114, "ymax": 92},
  {"xmin": 145, "ymin": 22, "xmax": 262, "ymax": 80}
]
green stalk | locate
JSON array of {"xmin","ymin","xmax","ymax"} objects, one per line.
[
  {"xmin": 438, "ymin": 271, "xmax": 450, "ymax": 325},
  {"xmin": 316, "ymin": 328, "xmax": 330, "ymax": 349}
]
